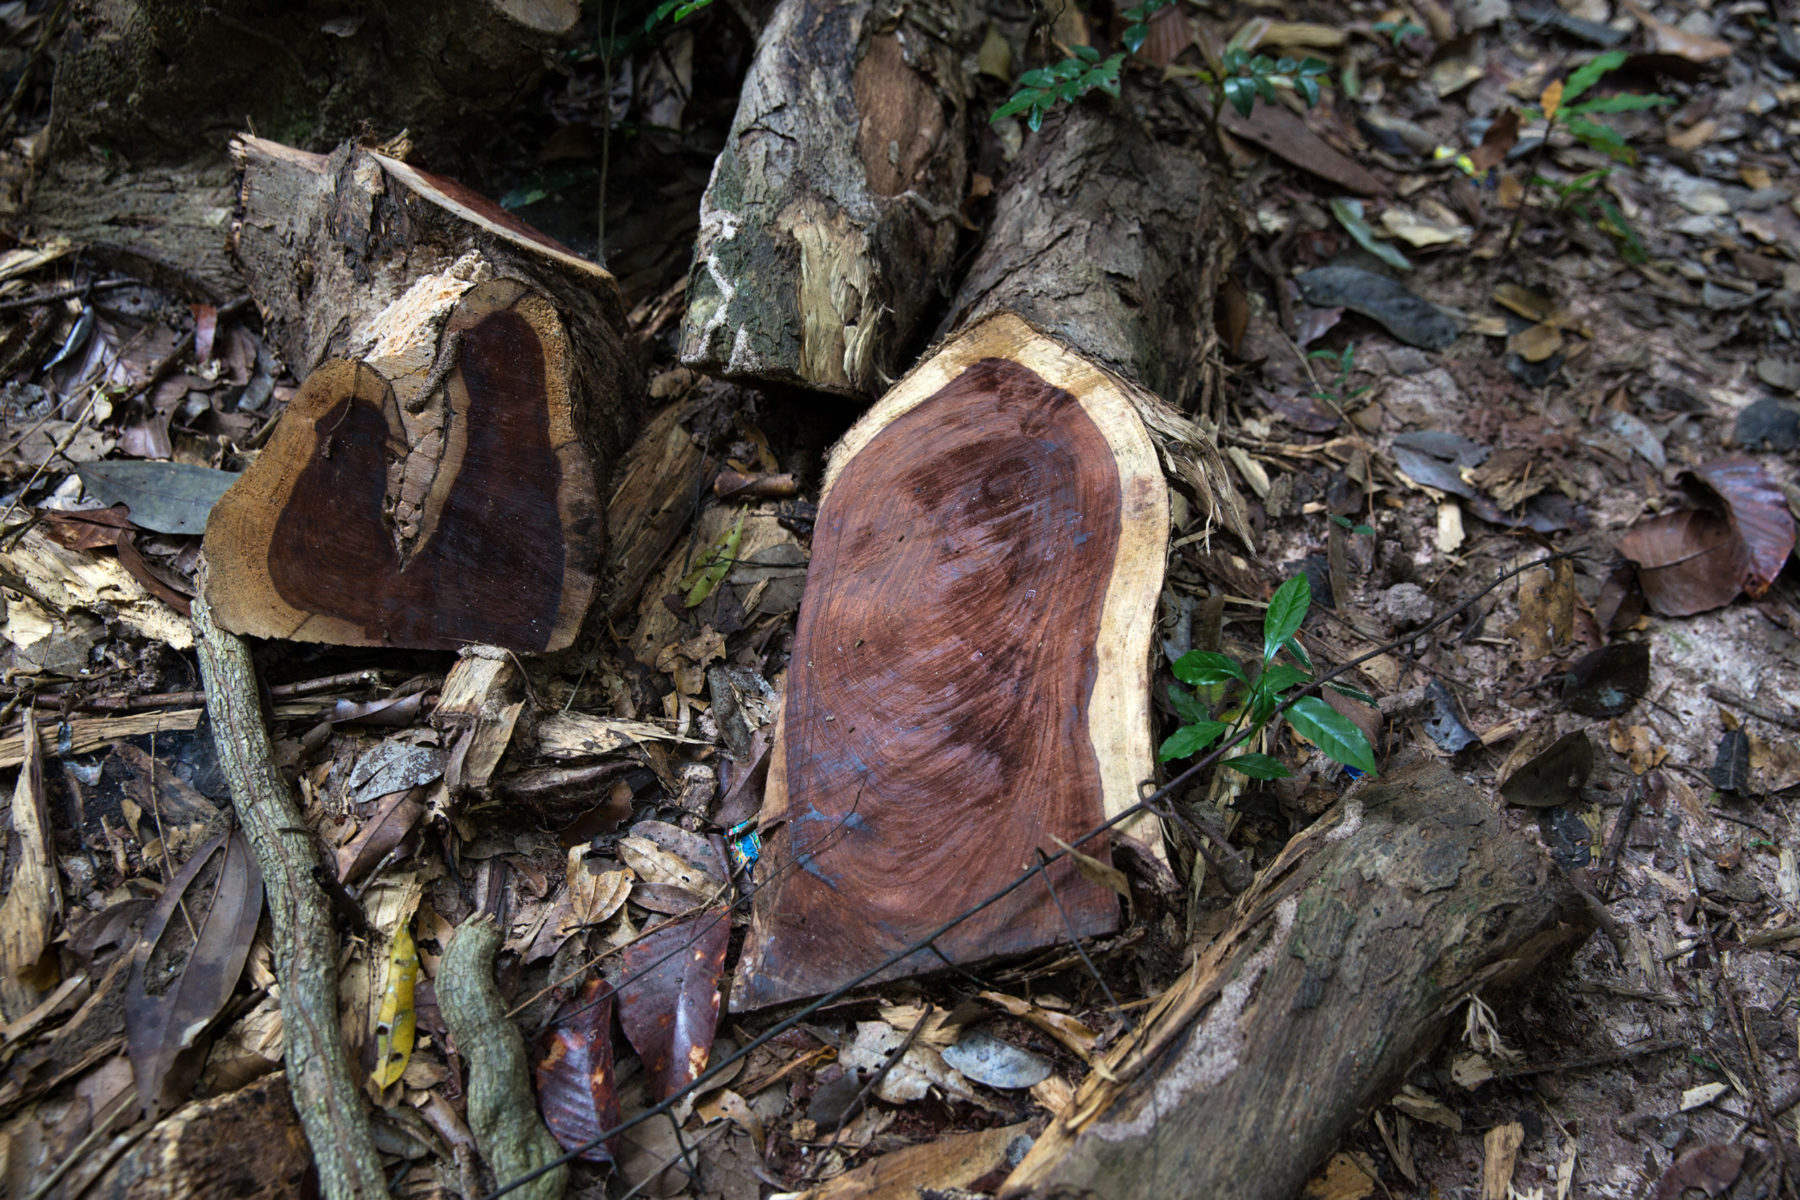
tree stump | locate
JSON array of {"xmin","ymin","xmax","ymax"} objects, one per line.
[
  {"xmin": 679, "ymin": 0, "xmax": 981, "ymax": 396},
  {"xmin": 730, "ymin": 105, "xmax": 1249, "ymax": 1010},
  {"xmin": 201, "ymin": 140, "xmax": 638, "ymax": 653},
  {"xmin": 1003, "ymin": 758, "xmax": 1596, "ymax": 1200},
  {"xmin": 30, "ymin": 0, "xmax": 581, "ymax": 299}
]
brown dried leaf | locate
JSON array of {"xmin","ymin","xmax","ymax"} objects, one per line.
[
  {"xmin": 616, "ymin": 908, "xmax": 730, "ymax": 1102},
  {"xmin": 1505, "ymin": 556, "xmax": 1574, "ymax": 660},
  {"xmin": 1497, "ymin": 728, "xmax": 1593, "ymax": 808},
  {"xmin": 1467, "ymin": 109, "xmax": 1519, "ymax": 173},
  {"xmin": 334, "ymin": 788, "xmax": 425, "ymax": 886},
  {"xmin": 536, "ymin": 977, "xmax": 622, "ymax": 1164},
  {"xmin": 126, "ymin": 830, "xmax": 264, "ymax": 1117},
  {"xmin": 1618, "ymin": 458, "xmax": 1795, "ymax": 616},
  {"xmin": 564, "ymin": 849, "xmax": 632, "ymax": 932},
  {"xmin": 1651, "ymin": 1142, "xmax": 1745, "ymax": 1200}
]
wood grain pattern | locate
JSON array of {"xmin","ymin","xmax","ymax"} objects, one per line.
[
  {"xmin": 203, "ymin": 279, "xmax": 600, "ymax": 652},
  {"xmin": 731, "ymin": 315, "xmax": 1167, "ymax": 1011}
]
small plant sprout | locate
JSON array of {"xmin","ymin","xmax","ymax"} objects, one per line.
[
  {"xmin": 1161, "ymin": 575, "xmax": 1379, "ymax": 779},
  {"xmin": 992, "ymin": 44, "xmax": 1124, "ymax": 132},
  {"xmin": 993, "ymin": 12, "xmax": 1330, "ymax": 144},
  {"xmin": 1504, "ymin": 50, "xmax": 1671, "ymax": 258}
]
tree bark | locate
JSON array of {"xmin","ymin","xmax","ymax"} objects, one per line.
[
  {"xmin": 202, "ymin": 139, "xmax": 639, "ymax": 653},
  {"xmin": 679, "ymin": 0, "xmax": 981, "ymax": 396},
  {"xmin": 29, "ymin": 0, "xmax": 580, "ymax": 299},
  {"xmin": 731, "ymin": 101, "xmax": 1249, "ymax": 1010},
  {"xmin": 1002, "ymin": 758, "xmax": 1596, "ymax": 1199}
]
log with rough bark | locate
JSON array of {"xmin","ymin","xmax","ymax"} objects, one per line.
[
  {"xmin": 201, "ymin": 139, "xmax": 638, "ymax": 653},
  {"xmin": 31, "ymin": 1, "xmax": 581, "ymax": 299},
  {"xmin": 730, "ymin": 105, "xmax": 1249, "ymax": 1011},
  {"xmin": 1002, "ymin": 758, "xmax": 1596, "ymax": 1199},
  {"xmin": 679, "ymin": 0, "xmax": 982, "ymax": 396}
]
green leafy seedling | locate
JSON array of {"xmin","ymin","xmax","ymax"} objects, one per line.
[
  {"xmin": 1162, "ymin": 575, "xmax": 1378, "ymax": 778},
  {"xmin": 992, "ymin": 44, "xmax": 1125, "ymax": 132},
  {"xmin": 1505, "ymin": 50, "xmax": 1671, "ymax": 259}
]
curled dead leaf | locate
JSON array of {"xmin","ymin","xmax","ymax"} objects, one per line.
[{"xmin": 1617, "ymin": 458, "xmax": 1795, "ymax": 616}]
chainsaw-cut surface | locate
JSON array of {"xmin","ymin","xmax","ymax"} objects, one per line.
[
  {"xmin": 203, "ymin": 279, "xmax": 600, "ymax": 652},
  {"xmin": 732, "ymin": 315, "xmax": 1166, "ymax": 1011}
]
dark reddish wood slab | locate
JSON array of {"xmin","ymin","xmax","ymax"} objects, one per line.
[
  {"xmin": 203, "ymin": 279, "xmax": 601, "ymax": 652},
  {"xmin": 731, "ymin": 316, "xmax": 1169, "ymax": 1010}
]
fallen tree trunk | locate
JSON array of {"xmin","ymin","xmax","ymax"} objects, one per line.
[
  {"xmin": 1003, "ymin": 757, "xmax": 1596, "ymax": 1199},
  {"xmin": 201, "ymin": 140, "xmax": 638, "ymax": 653},
  {"xmin": 679, "ymin": 0, "xmax": 981, "ymax": 396},
  {"xmin": 31, "ymin": 0, "xmax": 581, "ymax": 298},
  {"xmin": 731, "ymin": 105, "xmax": 1248, "ymax": 1011}
]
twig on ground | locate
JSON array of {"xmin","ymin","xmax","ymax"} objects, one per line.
[{"xmin": 192, "ymin": 578, "xmax": 391, "ymax": 1200}]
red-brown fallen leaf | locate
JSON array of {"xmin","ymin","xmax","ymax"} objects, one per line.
[
  {"xmin": 1616, "ymin": 458, "xmax": 1795, "ymax": 616},
  {"xmin": 616, "ymin": 909, "xmax": 730, "ymax": 1103},
  {"xmin": 1651, "ymin": 1142, "xmax": 1744, "ymax": 1200},
  {"xmin": 1467, "ymin": 109, "xmax": 1520, "ymax": 173},
  {"xmin": 536, "ymin": 977, "xmax": 622, "ymax": 1164}
]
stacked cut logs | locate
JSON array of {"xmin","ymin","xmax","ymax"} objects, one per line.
[{"xmin": 85, "ymin": 0, "xmax": 1600, "ymax": 1193}]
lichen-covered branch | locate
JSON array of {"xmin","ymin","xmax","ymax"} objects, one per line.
[{"xmin": 438, "ymin": 918, "xmax": 568, "ymax": 1200}]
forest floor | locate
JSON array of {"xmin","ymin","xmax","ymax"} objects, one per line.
[{"xmin": 2, "ymin": 1, "xmax": 1799, "ymax": 1199}]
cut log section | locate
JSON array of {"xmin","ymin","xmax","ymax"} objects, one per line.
[
  {"xmin": 731, "ymin": 314, "xmax": 1168, "ymax": 1010},
  {"xmin": 203, "ymin": 140, "xmax": 636, "ymax": 652},
  {"xmin": 679, "ymin": 0, "xmax": 980, "ymax": 396},
  {"xmin": 731, "ymin": 104, "xmax": 1251, "ymax": 1011},
  {"xmin": 1002, "ymin": 758, "xmax": 1596, "ymax": 1199},
  {"xmin": 204, "ymin": 279, "xmax": 601, "ymax": 652}
]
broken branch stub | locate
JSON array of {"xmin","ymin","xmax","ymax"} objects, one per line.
[
  {"xmin": 204, "ymin": 279, "xmax": 601, "ymax": 652},
  {"xmin": 679, "ymin": 0, "xmax": 981, "ymax": 396}
]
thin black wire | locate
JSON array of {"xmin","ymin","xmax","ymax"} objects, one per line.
[{"xmin": 481, "ymin": 551, "xmax": 1574, "ymax": 1199}]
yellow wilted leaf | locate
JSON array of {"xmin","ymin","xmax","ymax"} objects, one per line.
[
  {"xmin": 1541, "ymin": 78, "xmax": 1564, "ymax": 120},
  {"xmin": 371, "ymin": 920, "xmax": 419, "ymax": 1090}
]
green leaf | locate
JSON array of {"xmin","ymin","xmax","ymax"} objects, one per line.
[
  {"xmin": 1258, "ymin": 663, "xmax": 1311, "ymax": 695},
  {"xmin": 1020, "ymin": 68, "xmax": 1056, "ymax": 87},
  {"xmin": 992, "ymin": 91, "xmax": 1039, "ymax": 122},
  {"xmin": 1169, "ymin": 685, "xmax": 1211, "ymax": 725},
  {"xmin": 1561, "ymin": 50, "xmax": 1627, "ymax": 105},
  {"xmin": 1286, "ymin": 696, "xmax": 1379, "ymax": 774},
  {"xmin": 1254, "ymin": 74, "xmax": 1277, "ymax": 103},
  {"xmin": 1566, "ymin": 92, "xmax": 1672, "ymax": 114},
  {"xmin": 1173, "ymin": 650, "xmax": 1247, "ymax": 687},
  {"xmin": 1074, "ymin": 43, "xmax": 1101, "ymax": 63},
  {"xmin": 1281, "ymin": 636, "xmax": 1313, "ymax": 671},
  {"xmin": 1276, "ymin": 56, "xmax": 1297, "ymax": 74},
  {"xmin": 1028, "ymin": 104, "xmax": 1046, "ymax": 132},
  {"xmin": 1224, "ymin": 75, "xmax": 1256, "ymax": 116},
  {"xmin": 1159, "ymin": 721, "xmax": 1229, "ymax": 762},
  {"xmin": 1299, "ymin": 57, "xmax": 1331, "ymax": 76},
  {"xmin": 1297, "ymin": 76, "xmax": 1321, "ymax": 107},
  {"xmin": 1125, "ymin": 23, "xmax": 1148, "ymax": 52},
  {"xmin": 1328, "ymin": 197, "xmax": 1412, "ymax": 272},
  {"xmin": 680, "ymin": 508, "xmax": 745, "ymax": 606},
  {"xmin": 1263, "ymin": 575, "xmax": 1311, "ymax": 660},
  {"xmin": 1224, "ymin": 753, "xmax": 1291, "ymax": 779},
  {"xmin": 1325, "ymin": 681, "xmax": 1377, "ymax": 705},
  {"xmin": 1563, "ymin": 117, "xmax": 1634, "ymax": 163}
]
